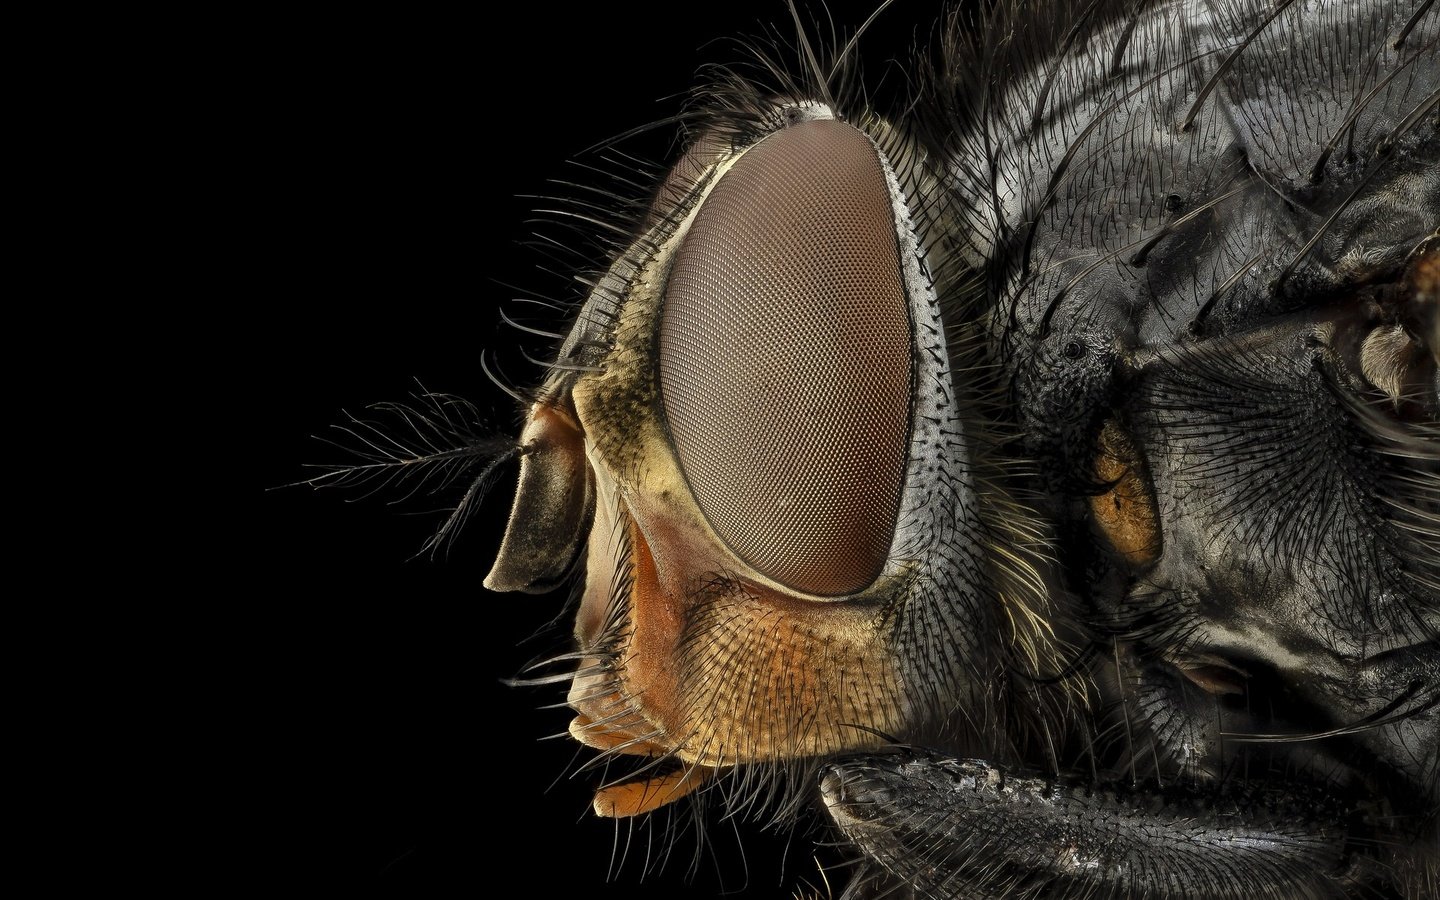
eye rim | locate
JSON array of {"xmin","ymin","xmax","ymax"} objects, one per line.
[{"xmin": 557, "ymin": 100, "xmax": 993, "ymax": 615}]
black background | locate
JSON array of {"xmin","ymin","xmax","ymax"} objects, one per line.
[{"xmin": 259, "ymin": 2, "xmax": 924, "ymax": 893}]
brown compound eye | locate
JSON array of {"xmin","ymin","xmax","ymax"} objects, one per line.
[{"xmin": 658, "ymin": 119, "xmax": 914, "ymax": 596}]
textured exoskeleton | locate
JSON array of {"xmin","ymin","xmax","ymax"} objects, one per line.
[
  {"xmin": 822, "ymin": 2, "xmax": 1438, "ymax": 896},
  {"xmin": 319, "ymin": 1, "xmax": 1438, "ymax": 896}
]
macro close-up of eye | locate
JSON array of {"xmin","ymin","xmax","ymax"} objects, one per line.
[
  {"xmin": 268, "ymin": 0, "xmax": 1438, "ymax": 896},
  {"xmin": 657, "ymin": 118, "xmax": 913, "ymax": 597}
]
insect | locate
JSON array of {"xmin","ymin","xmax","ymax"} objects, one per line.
[{"xmin": 308, "ymin": 0, "xmax": 1437, "ymax": 895}]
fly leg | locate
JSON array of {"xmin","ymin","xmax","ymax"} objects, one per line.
[{"xmin": 822, "ymin": 750, "xmax": 1351, "ymax": 900}]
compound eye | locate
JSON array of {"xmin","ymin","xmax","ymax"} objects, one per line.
[{"xmin": 658, "ymin": 119, "xmax": 914, "ymax": 596}]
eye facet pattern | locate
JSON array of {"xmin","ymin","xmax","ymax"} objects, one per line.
[{"xmin": 658, "ymin": 119, "xmax": 914, "ymax": 597}]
